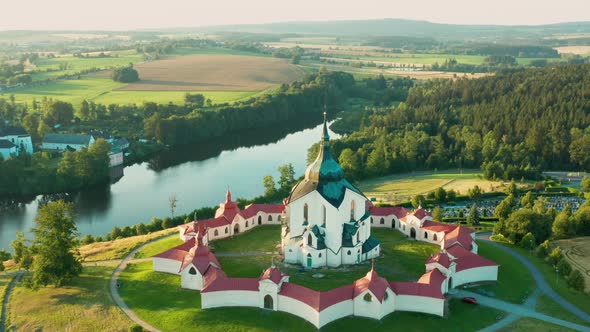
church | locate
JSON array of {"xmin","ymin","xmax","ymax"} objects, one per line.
[{"xmin": 281, "ymin": 115, "xmax": 380, "ymax": 267}]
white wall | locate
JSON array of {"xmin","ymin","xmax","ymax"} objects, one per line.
[
  {"xmin": 1, "ymin": 135, "xmax": 33, "ymax": 155},
  {"xmin": 453, "ymin": 266, "xmax": 498, "ymax": 288},
  {"xmin": 395, "ymin": 295, "xmax": 445, "ymax": 316},
  {"xmin": 152, "ymin": 257, "xmax": 181, "ymax": 274},
  {"xmin": 180, "ymin": 264, "xmax": 203, "ymax": 290},
  {"xmin": 352, "ymin": 289, "xmax": 395, "ymax": 320},
  {"xmin": 0, "ymin": 146, "xmax": 16, "ymax": 159},
  {"xmin": 277, "ymin": 295, "xmax": 320, "ymax": 328},
  {"xmin": 318, "ymin": 300, "xmax": 353, "ymax": 328},
  {"xmin": 201, "ymin": 290, "xmax": 259, "ymax": 308}
]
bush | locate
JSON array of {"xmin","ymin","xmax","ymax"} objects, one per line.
[
  {"xmin": 0, "ymin": 261, "xmax": 4, "ymax": 272},
  {"xmin": 567, "ymin": 270, "xmax": 586, "ymax": 292},
  {"xmin": 535, "ymin": 240, "xmax": 550, "ymax": 258},
  {"xmin": 546, "ymin": 246, "xmax": 563, "ymax": 266},
  {"xmin": 129, "ymin": 324, "xmax": 143, "ymax": 332},
  {"xmin": 490, "ymin": 234, "xmax": 510, "ymax": 243},
  {"xmin": 112, "ymin": 65, "xmax": 139, "ymax": 83},
  {"xmin": 557, "ymin": 258, "xmax": 572, "ymax": 276},
  {"xmin": 80, "ymin": 234, "xmax": 95, "ymax": 245},
  {"xmin": 519, "ymin": 232, "xmax": 536, "ymax": 249}
]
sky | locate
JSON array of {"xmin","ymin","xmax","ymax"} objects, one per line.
[{"xmin": 1, "ymin": 0, "xmax": 589, "ymax": 31}]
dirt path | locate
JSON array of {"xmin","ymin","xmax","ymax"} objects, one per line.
[{"xmin": 1, "ymin": 272, "xmax": 23, "ymax": 332}]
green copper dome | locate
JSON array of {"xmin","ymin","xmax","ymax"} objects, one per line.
[{"xmin": 288, "ymin": 114, "xmax": 364, "ymax": 208}]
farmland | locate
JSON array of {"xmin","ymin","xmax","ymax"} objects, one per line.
[
  {"xmin": 554, "ymin": 237, "xmax": 590, "ymax": 290},
  {"xmin": 4, "ymin": 53, "xmax": 303, "ymax": 106}
]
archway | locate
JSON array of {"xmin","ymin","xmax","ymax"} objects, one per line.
[
  {"xmin": 448, "ymin": 277, "xmax": 453, "ymax": 289},
  {"xmin": 307, "ymin": 253, "xmax": 312, "ymax": 267},
  {"xmin": 234, "ymin": 224, "xmax": 240, "ymax": 234},
  {"xmin": 410, "ymin": 227, "xmax": 416, "ymax": 239},
  {"xmin": 258, "ymin": 215, "xmax": 262, "ymax": 225},
  {"xmin": 264, "ymin": 295, "xmax": 273, "ymax": 309}
]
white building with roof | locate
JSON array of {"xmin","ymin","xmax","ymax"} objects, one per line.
[
  {"xmin": 0, "ymin": 126, "xmax": 33, "ymax": 156},
  {"xmin": 40, "ymin": 133, "xmax": 95, "ymax": 151}
]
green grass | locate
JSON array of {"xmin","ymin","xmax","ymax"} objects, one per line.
[
  {"xmin": 135, "ymin": 235, "xmax": 183, "ymax": 259},
  {"xmin": 120, "ymin": 261, "xmax": 502, "ymax": 332},
  {"xmin": 212, "ymin": 225, "xmax": 282, "ymax": 253},
  {"xmin": 8, "ymin": 265, "xmax": 131, "ymax": 331},
  {"xmin": 505, "ymin": 243, "xmax": 590, "ymax": 316},
  {"xmin": 471, "ymin": 241, "xmax": 535, "ymax": 304},
  {"xmin": 4, "ymin": 76, "xmax": 264, "ymax": 106},
  {"xmin": 536, "ymin": 295, "xmax": 589, "ymax": 325},
  {"xmin": 170, "ymin": 47, "xmax": 272, "ymax": 57},
  {"xmin": 32, "ymin": 50, "xmax": 143, "ymax": 80},
  {"xmin": 498, "ymin": 317, "xmax": 577, "ymax": 332}
]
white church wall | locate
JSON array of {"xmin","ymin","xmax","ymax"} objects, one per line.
[
  {"xmin": 152, "ymin": 258, "xmax": 181, "ymax": 275},
  {"xmin": 180, "ymin": 265, "xmax": 203, "ymax": 290},
  {"xmin": 353, "ymin": 291, "xmax": 383, "ymax": 320},
  {"xmin": 318, "ymin": 300, "xmax": 353, "ymax": 328},
  {"xmin": 201, "ymin": 290, "xmax": 259, "ymax": 309},
  {"xmin": 277, "ymin": 295, "xmax": 320, "ymax": 328},
  {"xmin": 395, "ymin": 295, "xmax": 445, "ymax": 316},
  {"xmin": 453, "ymin": 266, "xmax": 498, "ymax": 288}
]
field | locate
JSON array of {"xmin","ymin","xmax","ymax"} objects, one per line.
[
  {"xmin": 357, "ymin": 170, "xmax": 508, "ymax": 203},
  {"xmin": 554, "ymin": 46, "xmax": 590, "ymax": 55},
  {"xmin": 112, "ymin": 54, "xmax": 304, "ymax": 91},
  {"xmin": 554, "ymin": 237, "xmax": 590, "ymax": 290},
  {"xmin": 498, "ymin": 318, "xmax": 577, "ymax": 332},
  {"xmin": 7, "ymin": 265, "xmax": 131, "ymax": 331}
]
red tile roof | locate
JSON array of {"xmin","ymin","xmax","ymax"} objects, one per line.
[
  {"xmin": 390, "ymin": 279, "xmax": 445, "ymax": 299},
  {"xmin": 426, "ymin": 252, "xmax": 452, "ymax": 268},
  {"xmin": 201, "ymin": 276, "xmax": 259, "ymax": 293},
  {"xmin": 152, "ymin": 237, "xmax": 196, "ymax": 261},
  {"xmin": 179, "ymin": 240, "xmax": 222, "ymax": 274},
  {"xmin": 215, "ymin": 189, "xmax": 242, "ymax": 221},
  {"xmin": 446, "ymin": 245, "xmax": 498, "ymax": 272},
  {"xmin": 279, "ymin": 283, "xmax": 354, "ymax": 311},
  {"xmin": 443, "ymin": 226, "xmax": 475, "ymax": 250},
  {"xmin": 260, "ymin": 266, "xmax": 287, "ymax": 284},
  {"xmin": 413, "ymin": 208, "xmax": 430, "ymax": 220},
  {"xmin": 353, "ymin": 268, "xmax": 391, "ymax": 302},
  {"xmin": 242, "ymin": 204, "xmax": 284, "ymax": 219},
  {"xmin": 202, "ymin": 216, "xmax": 231, "ymax": 229},
  {"xmin": 421, "ymin": 220, "xmax": 457, "ymax": 233},
  {"xmin": 369, "ymin": 206, "xmax": 409, "ymax": 218}
]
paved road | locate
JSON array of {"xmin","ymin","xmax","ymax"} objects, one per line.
[
  {"xmin": 1, "ymin": 272, "xmax": 23, "ymax": 332},
  {"xmin": 476, "ymin": 234, "xmax": 590, "ymax": 325},
  {"xmin": 478, "ymin": 288, "xmax": 541, "ymax": 332},
  {"xmin": 110, "ymin": 241, "xmax": 162, "ymax": 332},
  {"xmin": 454, "ymin": 290, "xmax": 590, "ymax": 332}
]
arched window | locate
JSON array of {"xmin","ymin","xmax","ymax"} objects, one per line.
[
  {"xmin": 370, "ymin": 217, "xmax": 373, "ymax": 224},
  {"xmin": 347, "ymin": 250, "xmax": 351, "ymax": 255},
  {"xmin": 307, "ymin": 233, "xmax": 313, "ymax": 246},
  {"xmin": 319, "ymin": 253, "xmax": 322, "ymax": 258},
  {"xmin": 433, "ymin": 234, "xmax": 438, "ymax": 241},
  {"xmin": 384, "ymin": 292, "xmax": 389, "ymax": 301},
  {"xmin": 258, "ymin": 216, "xmax": 262, "ymax": 225},
  {"xmin": 424, "ymin": 232, "xmax": 428, "ymax": 239},
  {"xmin": 246, "ymin": 221, "xmax": 249, "ymax": 227},
  {"xmin": 363, "ymin": 293, "xmax": 373, "ymax": 302},
  {"xmin": 350, "ymin": 200, "xmax": 356, "ymax": 220},
  {"xmin": 356, "ymin": 231, "xmax": 360, "ymax": 243},
  {"xmin": 268, "ymin": 215, "xmax": 273, "ymax": 221},
  {"xmin": 225, "ymin": 227, "xmax": 228, "ymax": 234},
  {"xmin": 214, "ymin": 229, "xmax": 219, "ymax": 236},
  {"xmin": 380, "ymin": 218, "xmax": 385, "ymax": 225},
  {"xmin": 278, "ymin": 215, "xmax": 282, "ymax": 221},
  {"xmin": 189, "ymin": 267, "xmax": 197, "ymax": 275},
  {"xmin": 303, "ymin": 203, "xmax": 309, "ymax": 222},
  {"xmin": 322, "ymin": 205, "xmax": 326, "ymax": 226},
  {"xmin": 398, "ymin": 220, "xmax": 401, "ymax": 228},
  {"xmin": 403, "ymin": 225, "xmax": 406, "ymax": 231}
]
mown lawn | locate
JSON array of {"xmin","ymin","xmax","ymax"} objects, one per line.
[
  {"xmin": 536, "ymin": 295, "xmax": 589, "ymax": 325},
  {"xmin": 212, "ymin": 225, "xmax": 281, "ymax": 253},
  {"xmin": 135, "ymin": 234, "xmax": 183, "ymax": 259},
  {"xmin": 498, "ymin": 317, "xmax": 577, "ymax": 332},
  {"xmin": 120, "ymin": 261, "xmax": 502, "ymax": 332},
  {"xmin": 8, "ymin": 265, "xmax": 131, "ymax": 331},
  {"xmin": 471, "ymin": 240, "xmax": 535, "ymax": 304}
]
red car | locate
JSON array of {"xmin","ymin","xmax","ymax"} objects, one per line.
[{"xmin": 462, "ymin": 297, "xmax": 478, "ymax": 304}]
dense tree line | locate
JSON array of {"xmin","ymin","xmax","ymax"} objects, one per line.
[
  {"xmin": 0, "ymin": 139, "xmax": 111, "ymax": 195},
  {"xmin": 112, "ymin": 64, "xmax": 139, "ymax": 83},
  {"xmin": 326, "ymin": 63, "xmax": 590, "ymax": 182}
]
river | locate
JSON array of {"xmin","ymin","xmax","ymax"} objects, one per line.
[{"xmin": 0, "ymin": 120, "xmax": 340, "ymax": 250}]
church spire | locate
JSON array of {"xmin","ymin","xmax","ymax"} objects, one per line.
[
  {"xmin": 225, "ymin": 187, "xmax": 232, "ymax": 202},
  {"xmin": 322, "ymin": 105, "xmax": 329, "ymax": 143}
]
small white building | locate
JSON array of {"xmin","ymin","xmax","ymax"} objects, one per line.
[
  {"xmin": 0, "ymin": 139, "xmax": 17, "ymax": 159},
  {"xmin": 0, "ymin": 126, "xmax": 33, "ymax": 156},
  {"xmin": 40, "ymin": 133, "xmax": 95, "ymax": 151}
]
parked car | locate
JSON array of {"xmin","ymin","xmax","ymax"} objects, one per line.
[{"xmin": 462, "ymin": 297, "xmax": 478, "ymax": 304}]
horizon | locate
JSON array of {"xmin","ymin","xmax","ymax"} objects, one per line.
[{"xmin": 1, "ymin": 0, "xmax": 589, "ymax": 31}]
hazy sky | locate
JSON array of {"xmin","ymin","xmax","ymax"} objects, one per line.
[{"xmin": 1, "ymin": 0, "xmax": 589, "ymax": 30}]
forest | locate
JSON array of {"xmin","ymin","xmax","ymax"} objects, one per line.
[{"xmin": 326, "ymin": 63, "xmax": 590, "ymax": 181}]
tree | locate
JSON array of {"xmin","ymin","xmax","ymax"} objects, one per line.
[
  {"xmin": 31, "ymin": 200, "xmax": 82, "ymax": 287},
  {"xmin": 557, "ymin": 258, "xmax": 572, "ymax": 277},
  {"xmin": 520, "ymin": 191, "xmax": 534, "ymax": 208},
  {"xmin": 466, "ymin": 204, "xmax": 479, "ymax": 226},
  {"xmin": 432, "ymin": 206, "xmax": 443, "ymax": 222},
  {"xmin": 505, "ymin": 181, "xmax": 518, "ymax": 196},
  {"xmin": 169, "ymin": 194, "xmax": 178, "ymax": 218},
  {"xmin": 582, "ymin": 176, "xmax": 590, "ymax": 192},
  {"xmin": 44, "ymin": 100, "xmax": 74, "ymax": 127},
  {"xmin": 567, "ymin": 269, "xmax": 585, "ymax": 292},
  {"xmin": 0, "ymin": 261, "xmax": 4, "ymax": 273},
  {"xmin": 263, "ymin": 175, "xmax": 276, "ymax": 197},
  {"xmin": 112, "ymin": 64, "xmax": 139, "ymax": 83},
  {"xmin": 519, "ymin": 232, "xmax": 536, "ymax": 249},
  {"xmin": 0, "ymin": 249, "xmax": 11, "ymax": 262},
  {"xmin": 80, "ymin": 234, "xmax": 94, "ymax": 245},
  {"xmin": 338, "ymin": 148, "xmax": 361, "ymax": 179},
  {"xmin": 502, "ymin": 208, "xmax": 552, "ymax": 244},
  {"xmin": 546, "ymin": 246, "xmax": 562, "ymax": 266},
  {"xmin": 136, "ymin": 223, "xmax": 148, "ymax": 235},
  {"xmin": 434, "ymin": 187, "xmax": 447, "ymax": 202},
  {"xmin": 552, "ymin": 206, "xmax": 575, "ymax": 239},
  {"xmin": 277, "ymin": 164, "xmax": 295, "ymax": 192},
  {"xmin": 411, "ymin": 194, "xmax": 426, "ymax": 208},
  {"xmin": 10, "ymin": 231, "xmax": 27, "ymax": 264},
  {"xmin": 535, "ymin": 240, "xmax": 550, "ymax": 258},
  {"xmin": 129, "ymin": 324, "xmax": 143, "ymax": 332},
  {"xmin": 494, "ymin": 198, "xmax": 512, "ymax": 220},
  {"xmin": 446, "ymin": 189, "xmax": 457, "ymax": 201},
  {"xmin": 184, "ymin": 93, "xmax": 205, "ymax": 107},
  {"xmin": 79, "ymin": 100, "xmax": 90, "ymax": 121},
  {"xmin": 110, "ymin": 226, "xmax": 123, "ymax": 240},
  {"xmin": 467, "ymin": 185, "xmax": 482, "ymax": 199}
]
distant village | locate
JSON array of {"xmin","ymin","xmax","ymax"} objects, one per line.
[{"xmin": 0, "ymin": 124, "xmax": 130, "ymax": 167}]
